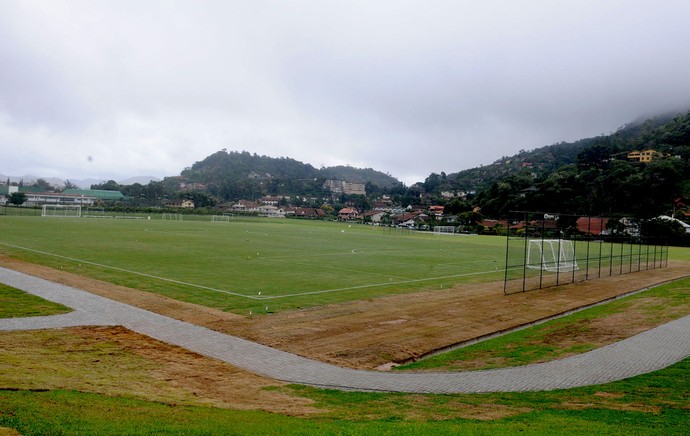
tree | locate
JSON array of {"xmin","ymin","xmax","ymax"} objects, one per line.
[
  {"xmin": 7, "ymin": 192, "xmax": 27, "ymax": 206},
  {"xmin": 91, "ymin": 180, "xmax": 121, "ymax": 191},
  {"xmin": 32, "ymin": 178, "xmax": 52, "ymax": 191}
]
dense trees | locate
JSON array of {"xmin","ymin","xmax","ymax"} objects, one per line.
[
  {"xmin": 469, "ymin": 111, "xmax": 690, "ymax": 219},
  {"xmin": 179, "ymin": 150, "xmax": 399, "ymax": 202}
]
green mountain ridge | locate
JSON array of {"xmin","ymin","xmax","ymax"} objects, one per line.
[
  {"xmin": 430, "ymin": 111, "xmax": 687, "ymax": 194},
  {"xmin": 467, "ymin": 110, "xmax": 690, "ymax": 219},
  {"xmin": 173, "ymin": 149, "xmax": 401, "ymax": 201}
]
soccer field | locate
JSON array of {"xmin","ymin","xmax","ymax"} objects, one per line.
[{"xmin": 0, "ymin": 216, "xmax": 508, "ymax": 313}]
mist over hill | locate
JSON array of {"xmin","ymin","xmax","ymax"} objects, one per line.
[
  {"xmin": 4, "ymin": 109, "xmax": 689, "ymax": 221},
  {"xmin": 433, "ymin": 110, "xmax": 690, "ymax": 219}
]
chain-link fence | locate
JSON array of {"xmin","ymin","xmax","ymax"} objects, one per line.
[{"xmin": 504, "ymin": 211, "xmax": 668, "ymax": 295}]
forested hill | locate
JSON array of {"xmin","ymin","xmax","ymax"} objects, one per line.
[
  {"xmin": 432, "ymin": 111, "xmax": 685, "ymax": 193},
  {"xmin": 177, "ymin": 150, "xmax": 400, "ymax": 199},
  {"xmin": 468, "ymin": 110, "xmax": 690, "ymax": 219}
]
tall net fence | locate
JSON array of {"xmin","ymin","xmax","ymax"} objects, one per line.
[{"xmin": 504, "ymin": 211, "xmax": 668, "ymax": 295}]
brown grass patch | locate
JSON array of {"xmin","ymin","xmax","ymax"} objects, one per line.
[
  {"xmin": 0, "ymin": 326, "xmax": 320, "ymax": 416},
  {"xmin": 558, "ymin": 401, "xmax": 661, "ymax": 414},
  {"xmin": 403, "ymin": 396, "xmax": 532, "ymax": 421},
  {"xmin": 594, "ymin": 391, "xmax": 625, "ymax": 399}
]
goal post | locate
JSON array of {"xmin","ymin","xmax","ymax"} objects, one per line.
[
  {"xmin": 162, "ymin": 213, "xmax": 183, "ymax": 221},
  {"xmin": 41, "ymin": 204, "xmax": 82, "ymax": 218},
  {"xmin": 527, "ymin": 239, "xmax": 578, "ymax": 272},
  {"xmin": 433, "ymin": 226, "xmax": 455, "ymax": 235},
  {"xmin": 211, "ymin": 215, "xmax": 230, "ymax": 222}
]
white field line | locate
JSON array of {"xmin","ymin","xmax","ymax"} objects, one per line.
[
  {"xmin": 259, "ymin": 269, "xmax": 504, "ymax": 300},
  {"xmin": 0, "ymin": 241, "xmax": 505, "ymax": 301},
  {"xmin": 261, "ymin": 256, "xmax": 411, "ymax": 281},
  {"xmin": 0, "ymin": 242, "xmax": 261, "ymax": 300}
]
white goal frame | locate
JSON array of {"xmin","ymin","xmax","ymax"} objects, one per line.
[
  {"xmin": 211, "ymin": 215, "xmax": 230, "ymax": 222},
  {"xmin": 433, "ymin": 226, "xmax": 455, "ymax": 235},
  {"xmin": 527, "ymin": 239, "xmax": 578, "ymax": 272},
  {"xmin": 162, "ymin": 213, "xmax": 183, "ymax": 221},
  {"xmin": 41, "ymin": 204, "xmax": 82, "ymax": 218}
]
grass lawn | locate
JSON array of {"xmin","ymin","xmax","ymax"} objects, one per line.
[
  {"xmin": 397, "ymin": 277, "xmax": 690, "ymax": 371},
  {"xmin": 0, "ymin": 216, "xmax": 507, "ymax": 313},
  {"xmin": 0, "ymin": 284, "xmax": 71, "ymax": 318},
  {"xmin": 1, "ymin": 357, "xmax": 688, "ymax": 435}
]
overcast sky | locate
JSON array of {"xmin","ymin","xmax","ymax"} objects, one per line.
[{"xmin": 2, "ymin": 0, "xmax": 690, "ymax": 186}]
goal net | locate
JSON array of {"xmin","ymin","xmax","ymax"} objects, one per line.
[
  {"xmin": 41, "ymin": 204, "xmax": 82, "ymax": 217},
  {"xmin": 162, "ymin": 213, "xmax": 183, "ymax": 220},
  {"xmin": 433, "ymin": 226, "xmax": 455, "ymax": 235},
  {"xmin": 211, "ymin": 215, "xmax": 230, "ymax": 222},
  {"xmin": 527, "ymin": 239, "xmax": 578, "ymax": 272}
]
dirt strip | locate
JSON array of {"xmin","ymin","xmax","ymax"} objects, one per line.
[{"xmin": 2, "ymin": 255, "xmax": 688, "ymax": 369}]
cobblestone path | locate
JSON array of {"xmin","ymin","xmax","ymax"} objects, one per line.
[{"xmin": 2, "ymin": 267, "xmax": 688, "ymax": 393}]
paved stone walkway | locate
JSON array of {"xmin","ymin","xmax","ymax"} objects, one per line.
[{"xmin": 1, "ymin": 266, "xmax": 689, "ymax": 394}]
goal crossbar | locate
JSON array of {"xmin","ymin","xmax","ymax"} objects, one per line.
[
  {"xmin": 526, "ymin": 238, "xmax": 579, "ymax": 272},
  {"xmin": 41, "ymin": 204, "xmax": 82, "ymax": 218}
]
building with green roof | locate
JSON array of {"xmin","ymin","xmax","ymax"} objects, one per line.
[{"xmin": 63, "ymin": 189, "xmax": 125, "ymax": 201}]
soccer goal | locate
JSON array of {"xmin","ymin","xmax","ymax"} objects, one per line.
[
  {"xmin": 41, "ymin": 204, "xmax": 82, "ymax": 218},
  {"xmin": 162, "ymin": 213, "xmax": 183, "ymax": 221},
  {"xmin": 211, "ymin": 215, "xmax": 230, "ymax": 223},
  {"xmin": 526, "ymin": 239, "xmax": 578, "ymax": 272},
  {"xmin": 433, "ymin": 226, "xmax": 455, "ymax": 235}
]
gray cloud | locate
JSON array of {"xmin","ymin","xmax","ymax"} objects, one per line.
[{"xmin": 1, "ymin": 0, "xmax": 690, "ymax": 185}]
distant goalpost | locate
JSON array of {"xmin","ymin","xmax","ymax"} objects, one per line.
[
  {"xmin": 433, "ymin": 226, "xmax": 455, "ymax": 235},
  {"xmin": 41, "ymin": 204, "xmax": 82, "ymax": 218},
  {"xmin": 526, "ymin": 239, "xmax": 578, "ymax": 272},
  {"xmin": 162, "ymin": 213, "xmax": 183, "ymax": 221},
  {"xmin": 211, "ymin": 215, "xmax": 230, "ymax": 222}
]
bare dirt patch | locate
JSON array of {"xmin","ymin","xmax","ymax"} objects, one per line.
[
  {"xmin": 2, "ymin": 255, "xmax": 688, "ymax": 370},
  {"xmin": 75, "ymin": 326, "xmax": 320, "ymax": 415},
  {"xmin": 0, "ymin": 325, "xmax": 320, "ymax": 416}
]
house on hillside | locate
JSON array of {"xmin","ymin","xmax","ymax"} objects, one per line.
[
  {"xmin": 394, "ymin": 211, "xmax": 427, "ymax": 228},
  {"xmin": 477, "ymin": 219, "xmax": 509, "ymax": 232},
  {"xmin": 627, "ymin": 149, "xmax": 664, "ymax": 163},
  {"xmin": 324, "ymin": 180, "xmax": 366, "ymax": 196},
  {"xmin": 362, "ymin": 210, "xmax": 387, "ymax": 224},
  {"xmin": 258, "ymin": 205, "xmax": 285, "ymax": 218},
  {"xmin": 428, "ymin": 205, "xmax": 444, "ymax": 217},
  {"xmin": 260, "ymin": 196, "xmax": 282, "ymax": 205},
  {"xmin": 164, "ymin": 199, "xmax": 194, "ymax": 208},
  {"xmin": 230, "ymin": 200, "xmax": 259, "ymax": 212},
  {"xmin": 287, "ymin": 207, "xmax": 327, "ymax": 219},
  {"xmin": 338, "ymin": 207, "xmax": 360, "ymax": 221}
]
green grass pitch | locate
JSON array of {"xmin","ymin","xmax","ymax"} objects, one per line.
[{"xmin": 0, "ymin": 216, "xmax": 507, "ymax": 314}]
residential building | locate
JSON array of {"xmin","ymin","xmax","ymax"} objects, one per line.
[
  {"xmin": 627, "ymin": 149, "xmax": 662, "ymax": 163},
  {"xmin": 338, "ymin": 207, "xmax": 359, "ymax": 220},
  {"xmin": 323, "ymin": 180, "xmax": 366, "ymax": 196}
]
